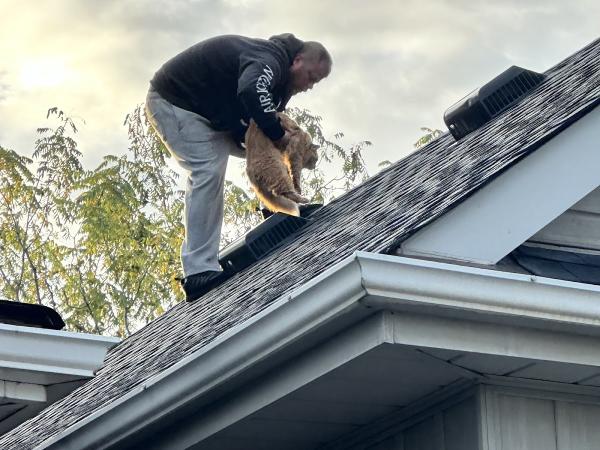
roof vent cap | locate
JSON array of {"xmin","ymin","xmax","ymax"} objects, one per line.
[
  {"xmin": 0, "ymin": 299, "xmax": 65, "ymax": 330},
  {"xmin": 444, "ymin": 65, "xmax": 545, "ymax": 140},
  {"xmin": 219, "ymin": 212, "xmax": 309, "ymax": 275}
]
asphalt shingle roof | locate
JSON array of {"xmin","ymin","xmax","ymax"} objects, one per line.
[{"xmin": 1, "ymin": 37, "xmax": 599, "ymax": 449}]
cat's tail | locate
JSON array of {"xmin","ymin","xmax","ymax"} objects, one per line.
[{"xmin": 255, "ymin": 188, "xmax": 300, "ymax": 217}]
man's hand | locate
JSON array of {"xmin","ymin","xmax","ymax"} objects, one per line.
[{"xmin": 273, "ymin": 131, "xmax": 291, "ymax": 151}]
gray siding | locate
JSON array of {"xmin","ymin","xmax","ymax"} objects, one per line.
[
  {"xmin": 492, "ymin": 396, "xmax": 557, "ymax": 450},
  {"xmin": 556, "ymin": 401, "xmax": 600, "ymax": 449},
  {"xmin": 482, "ymin": 386, "xmax": 600, "ymax": 450}
]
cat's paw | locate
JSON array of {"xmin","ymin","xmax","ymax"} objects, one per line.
[{"xmin": 283, "ymin": 192, "xmax": 310, "ymax": 204}]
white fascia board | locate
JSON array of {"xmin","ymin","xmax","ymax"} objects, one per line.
[
  {"xmin": 0, "ymin": 324, "xmax": 120, "ymax": 382},
  {"xmin": 358, "ymin": 253, "xmax": 600, "ymax": 327},
  {"xmin": 398, "ymin": 104, "xmax": 600, "ymax": 265},
  {"xmin": 38, "ymin": 252, "xmax": 600, "ymax": 450}
]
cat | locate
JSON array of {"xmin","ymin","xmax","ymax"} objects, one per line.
[{"xmin": 245, "ymin": 113, "xmax": 318, "ymax": 216}]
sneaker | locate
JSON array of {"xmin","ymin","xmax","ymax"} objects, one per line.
[{"xmin": 181, "ymin": 271, "xmax": 226, "ymax": 302}]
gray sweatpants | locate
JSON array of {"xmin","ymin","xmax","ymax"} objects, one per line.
[{"xmin": 145, "ymin": 87, "xmax": 244, "ymax": 276}]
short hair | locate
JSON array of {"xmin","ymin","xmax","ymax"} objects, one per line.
[{"xmin": 299, "ymin": 41, "xmax": 332, "ymax": 68}]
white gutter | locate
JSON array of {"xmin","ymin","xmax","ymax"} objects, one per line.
[
  {"xmin": 38, "ymin": 252, "xmax": 600, "ymax": 450},
  {"xmin": 358, "ymin": 253, "xmax": 600, "ymax": 326},
  {"xmin": 0, "ymin": 324, "xmax": 120, "ymax": 382}
]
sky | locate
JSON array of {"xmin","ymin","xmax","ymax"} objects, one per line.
[{"xmin": 0, "ymin": 0, "xmax": 598, "ymax": 183}]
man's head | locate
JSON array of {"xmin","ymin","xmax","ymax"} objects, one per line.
[{"xmin": 288, "ymin": 42, "xmax": 332, "ymax": 96}]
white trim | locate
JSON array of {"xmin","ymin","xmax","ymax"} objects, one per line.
[
  {"xmin": 0, "ymin": 324, "xmax": 120, "ymax": 381},
  {"xmin": 398, "ymin": 104, "xmax": 600, "ymax": 264},
  {"xmin": 482, "ymin": 378, "xmax": 600, "ymax": 403},
  {"xmin": 38, "ymin": 252, "xmax": 600, "ymax": 450}
]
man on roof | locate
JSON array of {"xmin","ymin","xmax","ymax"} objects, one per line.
[{"xmin": 145, "ymin": 33, "xmax": 332, "ymax": 302}]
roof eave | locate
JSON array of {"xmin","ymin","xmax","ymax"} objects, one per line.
[
  {"xmin": 0, "ymin": 324, "xmax": 120, "ymax": 381},
  {"xmin": 38, "ymin": 252, "xmax": 600, "ymax": 449}
]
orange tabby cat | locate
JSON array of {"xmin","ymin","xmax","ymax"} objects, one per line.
[{"xmin": 245, "ymin": 113, "xmax": 318, "ymax": 216}]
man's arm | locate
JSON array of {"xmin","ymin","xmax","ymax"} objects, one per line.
[
  {"xmin": 237, "ymin": 58, "xmax": 286, "ymax": 142},
  {"xmin": 273, "ymin": 130, "xmax": 291, "ymax": 150}
]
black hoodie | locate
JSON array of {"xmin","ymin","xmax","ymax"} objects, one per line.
[{"xmin": 150, "ymin": 34, "xmax": 304, "ymax": 143}]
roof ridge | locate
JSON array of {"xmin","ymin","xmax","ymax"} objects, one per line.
[{"xmin": 544, "ymin": 36, "xmax": 600, "ymax": 75}]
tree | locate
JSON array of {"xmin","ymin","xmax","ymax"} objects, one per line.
[
  {"xmin": 413, "ymin": 127, "xmax": 443, "ymax": 149},
  {"xmin": 0, "ymin": 109, "xmax": 83, "ymax": 310},
  {"xmin": 0, "ymin": 106, "xmax": 375, "ymax": 336}
]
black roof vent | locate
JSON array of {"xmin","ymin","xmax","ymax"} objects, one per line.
[
  {"xmin": 219, "ymin": 212, "xmax": 309, "ymax": 275},
  {"xmin": 0, "ymin": 299, "xmax": 65, "ymax": 330},
  {"xmin": 444, "ymin": 66, "xmax": 546, "ymax": 140}
]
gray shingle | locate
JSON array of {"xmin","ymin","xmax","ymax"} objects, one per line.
[{"xmin": 1, "ymin": 38, "xmax": 599, "ymax": 448}]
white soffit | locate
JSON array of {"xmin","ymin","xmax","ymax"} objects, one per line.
[{"xmin": 398, "ymin": 105, "xmax": 600, "ymax": 265}]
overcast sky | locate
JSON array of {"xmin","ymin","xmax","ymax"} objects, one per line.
[{"xmin": 1, "ymin": 0, "xmax": 598, "ymax": 182}]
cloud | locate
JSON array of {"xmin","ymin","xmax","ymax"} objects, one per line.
[
  {"xmin": 0, "ymin": 71, "xmax": 8, "ymax": 103},
  {"xmin": 0, "ymin": 0, "xmax": 598, "ymax": 175}
]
